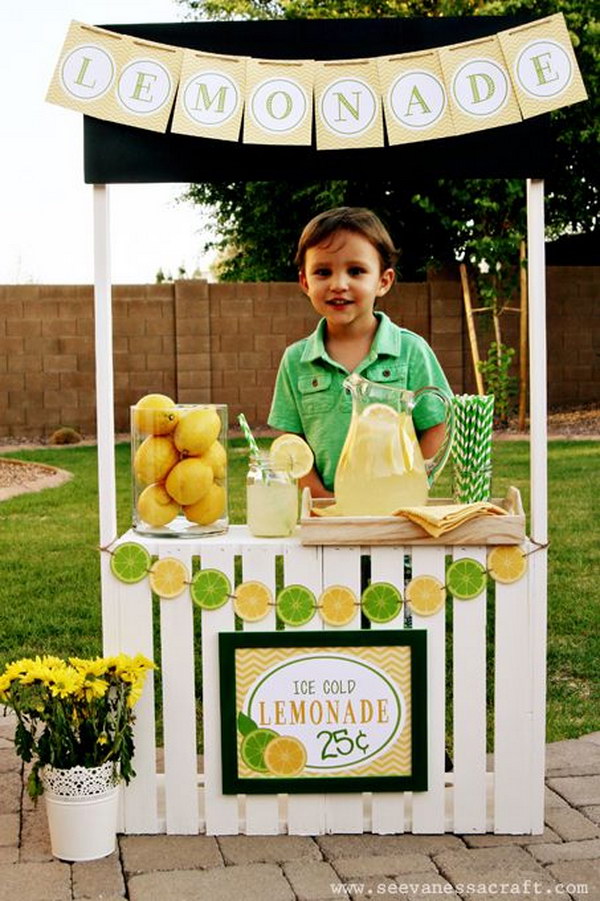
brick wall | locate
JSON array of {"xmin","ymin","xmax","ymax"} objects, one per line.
[{"xmin": 0, "ymin": 268, "xmax": 597, "ymax": 438}]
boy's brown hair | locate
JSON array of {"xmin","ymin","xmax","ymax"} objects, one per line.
[{"xmin": 295, "ymin": 207, "xmax": 399, "ymax": 273}]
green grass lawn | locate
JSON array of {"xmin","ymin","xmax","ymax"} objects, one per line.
[{"xmin": 0, "ymin": 438, "xmax": 598, "ymax": 744}]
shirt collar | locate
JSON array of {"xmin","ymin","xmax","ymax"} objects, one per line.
[{"xmin": 301, "ymin": 311, "xmax": 400, "ymax": 364}]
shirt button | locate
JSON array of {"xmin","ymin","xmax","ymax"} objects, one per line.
[
  {"xmin": 382, "ymin": 369, "xmax": 391, "ymax": 378},
  {"xmin": 312, "ymin": 378, "xmax": 318, "ymax": 387}
]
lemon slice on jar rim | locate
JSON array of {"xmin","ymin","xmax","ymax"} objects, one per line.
[{"xmin": 270, "ymin": 434, "xmax": 314, "ymax": 479}]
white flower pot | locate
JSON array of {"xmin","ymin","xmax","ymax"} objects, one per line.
[{"xmin": 42, "ymin": 762, "xmax": 119, "ymax": 861}]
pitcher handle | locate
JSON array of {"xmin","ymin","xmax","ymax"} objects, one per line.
[{"xmin": 412, "ymin": 387, "xmax": 454, "ymax": 487}]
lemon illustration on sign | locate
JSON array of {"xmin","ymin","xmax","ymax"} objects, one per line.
[
  {"xmin": 149, "ymin": 557, "xmax": 189, "ymax": 599},
  {"xmin": 184, "ymin": 483, "xmax": 226, "ymax": 525},
  {"xmin": 165, "ymin": 457, "xmax": 213, "ymax": 506},
  {"xmin": 234, "ymin": 581, "xmax": 272, "ymax": 622},
  {"xmin": 263, "ymin": 735, "xmax": 307, "ymax": 777},
  {"xmin": 405, "ymin": 575, "xmax": 446, "ymax": 617},
  {"xmin": 270, "ymin": 434, "xmax": 314, "ymax": 479},
  {"xmin": 361, "ymin": 581, "xmax": 403, "ymax": 623},
  {"xmin": 488, "ymin": 546, "xmax": 528, "ymax": 584},
  {"xmin": 276, "ymin": 584, "xmax": 316, "ymax": 627},
  {"xmin": 446, "ymin": 558, "xmax": 487, "ymax": 600},
  {"xmin": 133, "ymin": 394, "xmax": 179, "ymax": 436},
  {"xmin": 318, "ymin": 585, "xmax": 358, "ymax": 627},
  {"xmin": 110, "ymin": 542, "xmax": 151, "ymax": 584},
  {"xmin": 190, "ymin": 568, "xmax": 231, "ymax": 610},
  {"xmin": 174, "ymin": 407, "xmax": 221, "ymax": 456},
  {"xmin": 134, "ymin": 436, "xmax": 179, "ymax": 485},
  {"xmin": 240, "ymin": 728, "xmax": 278, "ymax": 773},
  {"xmin": 199, "ymin": 440, "xmax": 227, "ymax": 479},
  {"xmin": 137, "ymin": 483, "xmax": 180, "ymax": 526}
]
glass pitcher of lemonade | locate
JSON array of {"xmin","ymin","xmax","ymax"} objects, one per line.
[{"xmin": 334, "ymin": 373, "xmax": 454, "ymax": 516}]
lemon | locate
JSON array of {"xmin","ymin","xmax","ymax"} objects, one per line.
[
  {"xmin": 149, "ymin": 557, "xmax": 189, "ymax": 599},
  {"xmin": 361, "ymin": 403, "xmax": 400, "ymax": 425},
  {"xmin": 137, "ymin": 483, "xmax": 180, "ymax": 527},
  {"xmin": 488, "ymin": 546, "xmax": 528, "ymax": 584},
  {"xmin": 133, "ymin": 394, "xmax": 178, "ymax": 436},
  {"xmin": 270, "ymin": 434, "xmax": 314, "ymax": 479},
  {"xmin": 183, "ymin": 483, "xmax": 226, "ymax": 525},
  {"xmin": 318, "ymin": 585, "xmax": 358, "ymax": 627},
  {"xmin": 199, "ymin": 440, "xmax": 227, "ymax": 479},
  {"xmin": 133, "ymin": 436, "xmax": 179, "ymax": 485},
  {"xmin": 263, "ymin": 735, "xmax": 307, "ymax": 777},
  {"xmin": 174, "ymin": 407, "xmax": 221, "ymax": 456},
  {"xmin": 405, "ymin": 575, "xmax": 446, "ymax": 617},
  {"xmin": 234, "ymin": 581, "xmax": 272, "ymax": 622},
  {"xmin": 165, "ymin": 457, "xmax": 213, "ymax": 506}
]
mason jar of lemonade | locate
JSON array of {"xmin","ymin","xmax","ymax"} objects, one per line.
[
  {"xmin": 131, "ymin": 394, "xmax": 228, "ymax": 537},
  {"xmin": 246, "ymin": 455, "xmax": 298, "ymax": 538}
]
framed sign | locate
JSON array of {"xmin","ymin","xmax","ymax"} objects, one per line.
[{"xmin": 219, "ymin": 630, "xmax": 427, "ymax": 794}]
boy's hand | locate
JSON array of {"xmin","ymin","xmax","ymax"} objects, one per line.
[
  {"xmin": 299, "ymin": 467, "xmax": 334, "ymax": 499},
  {"xmin": 419, "ymin": 422, "xmax": 446, "ymax": 460}
]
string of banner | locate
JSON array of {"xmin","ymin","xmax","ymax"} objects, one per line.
[{"xmin": 46, "ymin": 14, "xmax": 587, "ymax": 149}]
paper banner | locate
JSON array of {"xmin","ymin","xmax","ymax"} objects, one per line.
[
  {"xmin": 498, "ymin": 13, "xmax": 588, "ymax": 118},
  {"xmin": 172, "ymin": 49, "xmax": 246, "ymax": 141},
  {"xmin": 46, "ymin": 21, "xmax": 182, "ymax": 133},
  {"xmin": 243, "ymin": 58, "xmax": 314, "ymax": 146},
  {"xmin": 315, "ymin": 58, "xmax": 384, "ymax": 150},
  {"xmin": 440, "ymin": 34, "xmax": 522, "ymax": 135},
  {"xmin": 378, "ymin": 49, "xmax": 455, "ymax": 145}
]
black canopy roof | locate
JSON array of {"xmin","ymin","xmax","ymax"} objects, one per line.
[{"xmin": 84, "ymin": 16, "xmax": 552, "ymax": 184}]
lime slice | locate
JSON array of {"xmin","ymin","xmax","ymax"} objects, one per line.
[
  {"xmin": 270, "ymin": 434, "xmax": 314, "ymax": 479},
  {"xmin": 110, "ymin": 542, "xmax": 151, "ymax": 584},
  {"xmin": 318, "ymin": 585, "xmax": 358, "ymax": 627},
  {"xmin": 488, "ymin": 546, "xmax": 528, "ymax": 584},
  {"xmin": 361, "ymin": 581, "xmax": 403, "ymax": 623},
  {"xmin": 263, "ymin": 735, "xmax": 307, "ymax": 777},
  {"xmin": 276, "ymin": 584, "xmax": 316, "ymax": 627},
  {"xmin": 190, "ymin": 568, "xmax": 231, "ymax": 610},
  {"xmin": 149, "ymin": 557, "xmax": 189, "ymax": 599},
  {"xmin": 405, "ymin": 575, "xmax": 446, "ymax": 617},
  {"xmin": 240, "ymin": 727, "xmax": 278, "ymax": 773},
  {"xmin": 234, "ymin": 581, "xmax": 273, "ymax": 622},
  {"xmin": 446, "ymin": 558, "xmax": 487, "ymax": 600}
]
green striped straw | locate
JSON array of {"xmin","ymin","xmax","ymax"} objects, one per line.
[
  {"xmin": 451, "ymin": 395, "xmax": 495, "ymax": 503},
  {"xmin": 237, "ymin": 413, "xmax": 261, "ymax": 461}
]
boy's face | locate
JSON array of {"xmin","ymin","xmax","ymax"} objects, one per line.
[{"xmin": 299, "ymin": 230, "xmax": 395, "ymax": 330}]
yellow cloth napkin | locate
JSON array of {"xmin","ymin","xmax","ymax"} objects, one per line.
[{"xmin": 311, "ymin": 501, "xmax": 507, "ymax": 538}]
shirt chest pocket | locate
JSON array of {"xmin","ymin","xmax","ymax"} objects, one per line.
[
  {"xmin": 298, "ymin": 372, "xmax": 335, "ymax": 414},
  {"xmin": 365, "ymin": 361, "xmax": 408, "ymax": 387}
]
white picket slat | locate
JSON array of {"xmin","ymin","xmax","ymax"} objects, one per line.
[
  {"xmin": 322, "ymin": 546, "xmax": 364, "ymax": 834},
  {"xmin": 452, "ymin": 545, "xmax": 487, "ymax": 833},
  {"xmin": 283, "ymin": 543, "xmax": 326, "ymax": 836},
  {"xmin": 368, "ymin": 546, "xmax": 406, "ymax": 835},
  {"xmin": 528, "ymin": 541, "xmax": 548, "ymax": 834},
  {"xmin": 410, "ymin": 546, "xmax": 446, "ymax": 834},
  {"xmin": 200, "ymin": 543, "xmax": 239, "ymax": 835},
  {"xmin": 241, "ymin": 545, "xmax": 281, "ymax": 835},
  {"xmin": 494, "ymin": 549, "xmax": 532, "ymax": 833}
]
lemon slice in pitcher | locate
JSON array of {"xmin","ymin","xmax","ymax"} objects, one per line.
[{"xmin": 270, "ymin": 434, "xmax": 314, "ymax": 479}]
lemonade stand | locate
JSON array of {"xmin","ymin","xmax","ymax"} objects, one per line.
[{"xmin": 49, "ymin": 13, "xmax": 581, "ymax": 836}]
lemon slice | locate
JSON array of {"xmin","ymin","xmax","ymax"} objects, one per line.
[
  {"xmin": 446, "ymin": 558, "xmax": 487, "ymax": 600},
  {"xmin": 361, "ymin": 582, "xmax": 403, "ymax": 623},
  {"xmin": 488, "ymin": 546, "xmax": 528, "ymax": 584},
  {"xmin": 234, "ymin": 581, "xmax": 273, "ymax": 622},
  {"xmin": 405, "ymin": 575, "xmax": 446, "ymax": 617},
  {"xmin": 276, "ymin": 584, "xmax": 316, "ymax": 627},
  {"xmin": 263, "ymin": 735, "xmax": 307, "ymax": 777},
  {"xmin": 318, "ymin": 585, "xmax": 358, "ymax": 627},
  {"xmin": 270, "ymin": 434, "xmax": 314, "ymax": 479},
  {"xmin": 110, "ymin": 542, "xmax": 151, "ymax": 584},
  {"xmin": 240, "ymin": 728, "xmax": 278, "ymax": 773},
  {"xmin": 190, "ymin": 568, "xmax": 231, "ymax": 610},
  {"xmin": 149, "ymin": 557, "xmax": 189, "ymax": 599},
  {"xmin": 361, "ymin": 403, "xmax": 399, "ymax": 424}
]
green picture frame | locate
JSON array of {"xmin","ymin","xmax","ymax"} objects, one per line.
[{"xmin": 219, "ymin": 630, "xmax": 428, "ymax": 795}]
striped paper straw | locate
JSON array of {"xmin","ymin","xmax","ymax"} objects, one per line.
[
  {"xmin": 451, "ymin": 395, "xmax": 495, "ymax": 503},
  {"xmin": 237, "ymin": 413, "xmax": 261, "ymax": 461}
]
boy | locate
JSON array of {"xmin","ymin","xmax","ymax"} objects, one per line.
[{"xmin": 268, "ymin": 207, "xmax": 451, "ymax": 498}]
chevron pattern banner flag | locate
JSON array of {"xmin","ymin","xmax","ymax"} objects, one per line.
[{"xmin": 46, "ymin": 14, "xmax": 587, "ymax": 148}]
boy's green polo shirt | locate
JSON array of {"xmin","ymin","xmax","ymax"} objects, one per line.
[{"xmin": 268, "ymin": 312, "xmax": 452, "ymax": 492}]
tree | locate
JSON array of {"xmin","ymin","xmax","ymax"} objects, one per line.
[{"xmin": 177, "ymin": 0, "xmax": 598, "ymax": 280}]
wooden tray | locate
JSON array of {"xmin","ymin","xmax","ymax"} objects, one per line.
[{"xmin": 299, "ymin": 486, "xmax": 526, "ymax": 546}]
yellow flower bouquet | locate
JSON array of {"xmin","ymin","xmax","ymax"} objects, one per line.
[{"xmin": 0, "ymin": 653, "xmax": 156, "ymax": 799}]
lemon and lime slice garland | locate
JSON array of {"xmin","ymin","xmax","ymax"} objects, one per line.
[{"xmin": 451, "ymin": 394, "xmax": 495, "ymax": 504}]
